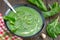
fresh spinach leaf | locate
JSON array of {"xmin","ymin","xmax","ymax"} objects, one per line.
[
  {"xmin": 4, "ymin": 16, "xmax": 15, "ymax": 25},
  {"xmin": 28, "ymin": 0, "xmax": 48, "ymax": 12},
  {"xmin": 43, "ymin": 6, "xmax": 60, "ymax": 18},
  {"xmin": 46, "ymin": 17, "xmax": 60, "ymax": 38},
  {"xmin": 43, "ymin": 2, "xmax": 60, "ymax": 18}
]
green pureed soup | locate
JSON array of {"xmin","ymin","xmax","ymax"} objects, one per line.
[{"xmin": 6, "ymin": 6, "xmax": 43, "ymax": 37}]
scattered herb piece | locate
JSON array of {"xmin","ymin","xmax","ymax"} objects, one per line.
[
  {"xmin": 28, "ymin": 0, "xmax": 48, "ymax": 12},
  {"xmin": 46, "ymin": 16, "xmax": 60, "ymax": 38},
  {"xmin": 3, "ymin": 16, "xmax": 15, "ymax": 25},
  {"xmin": 43, "ymin": 2, "xmax": 60, "ymax": 18}
]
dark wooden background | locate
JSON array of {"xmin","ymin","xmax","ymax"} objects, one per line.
[{"xmin": 0, "ymin": 0, "xmax": 60, "ymax": 40}]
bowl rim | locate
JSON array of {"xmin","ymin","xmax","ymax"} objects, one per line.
[{"xmin": 4, "ymin": 4, "xmax": 45, "ymax": 38}]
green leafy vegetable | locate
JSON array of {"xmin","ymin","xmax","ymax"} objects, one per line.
[
  {"xmin": 28, "ymin": 0, "xmax": 60, "ymax": 18},
  {"xmin": 46, "ymin": 16, "xmax": 60, "ymax": 38},
  {"xmin": 28, "ymin": 0, "xmax": 48, "ymax": 12},
  {"xmin": 4, "ymin": 16, "xmax": 15, "ymax": 25},
  {"xmin": 43, "ymin": 2, "xmax": 60, "ymax": 18}
]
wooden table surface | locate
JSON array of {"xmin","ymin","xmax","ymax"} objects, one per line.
[{"xmin": 0, "ymin": 0, "xmax": 60, "ymax": 40}]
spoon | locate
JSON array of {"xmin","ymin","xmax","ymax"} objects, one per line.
[{"xmin": 3, "ymin": 0, "xmax": 16, "ymax": 13}]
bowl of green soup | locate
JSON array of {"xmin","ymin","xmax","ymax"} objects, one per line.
[{"xmin": 4, "ymin": 4, "xmax": 45, "ymax": 37}]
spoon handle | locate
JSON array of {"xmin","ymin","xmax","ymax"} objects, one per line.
[{"xmin": 3, "ymin": 0, "xmax": 16, "ymax": 13}]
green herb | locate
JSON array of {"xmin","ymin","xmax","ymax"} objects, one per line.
[
  {"xmin": 46, "ymin": 16, "xmax": 60, "ymax": 38},
  {"xmin": 43, "ymin": 2, "xmax": 60, "ymax": 18},
  {"xmin": 28, "ymin": 0, "xmax": 60, "ymax": 18},
  {"xmin": 4, "ymin": 16, "xmax": 15, "ymax": 25},
  {"xmin": 28, "ymin": 0, "xmax": 48, "ymax": 12}
]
